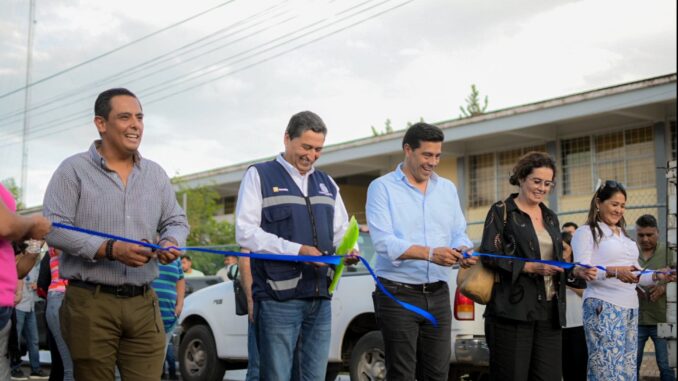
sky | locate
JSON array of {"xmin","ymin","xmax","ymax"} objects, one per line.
[{"xmin": 0, "ymin": 0, "xmax": 676, "ymax": 207}]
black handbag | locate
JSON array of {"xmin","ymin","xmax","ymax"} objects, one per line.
[{"xmin": 231, "ymin": 266, "xmax": 248, "ymax": 316}]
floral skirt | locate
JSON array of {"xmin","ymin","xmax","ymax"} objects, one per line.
[{"xmin": 583, "ymin": 297, "xmax": 638, "ymax": 381}]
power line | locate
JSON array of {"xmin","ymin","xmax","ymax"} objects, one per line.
[
  {"xmin": 0, "ymin": 1, "xmax": 293, "ymax": 129},
  {"xmin": 0, "ymin": 0, "xmax": 415, "ymax": 147},
  {"xmin": 0, "ymin": 0, "xmax": 374, "ymax": 139},
  {"xmin": 0, "ymin": 0, "xmax": 238, "ymax": 101}
]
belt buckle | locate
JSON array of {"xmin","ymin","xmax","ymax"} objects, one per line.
[
  {"xmin": 114, "ymin": 285, "xmax": 127, "ymax": 298},
  {"xmin": 422, "ymin": 283, "xmax": 430, "ymax": 294}
]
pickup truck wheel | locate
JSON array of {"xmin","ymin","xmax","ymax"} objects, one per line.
[
  {"xmin": 179, "ymin": 324, "xmax": 227, "ymax": 381},
  {"xmin": 349, "ymin": 331, "xmax": 386, "ymax": 381}
]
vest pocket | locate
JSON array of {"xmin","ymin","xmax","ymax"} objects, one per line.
[
  {"xmin": 262, "ymin": 206, "xmax": 293, "ymax": 241},
  {"xmin": 264, "ymin": 261, "xmax": 302, "ymax": 299}
]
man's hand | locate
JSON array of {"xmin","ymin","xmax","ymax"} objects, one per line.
[
  {"xmin": 524, "ymin": 262, "xmax": 564, "ymax": 276},
  {"xmin": 654, "ymin": 267, "xmax": 677, "ymax": 283},
  {"xmin": 343, "ymin": 248, "xmax": 360, "ymax": 265},
  {"xmin": 112, "ymin": 241, "xmax": 155, "ymax": 267},
  {"xmin": 573, "ymin": 266, "xmax": 598, "ymax": 281},
  {"xmin": 457, "ymin": 248, "xmax": 478, "ymax": 268},
  {"xmin": 175, "ymin": 302, "xmax": 184, "ymax": 318},
  {"xmin": 430, "ymin": 247, "xmax": 462, "ymax": 267},
  {"xmin": 299, "ymin": 245, "xmax": 327, "ymax": 267},
  {"xmin": 157, "ymin": 240, "xmax": 181, "ymax": 264},
  {"xmin": 648, "ymin": 284, "xmax": 666, "ymax": 302},
  {"xmin": 27, "ymin": 215, "xmax": 51, "ymax": 240}
]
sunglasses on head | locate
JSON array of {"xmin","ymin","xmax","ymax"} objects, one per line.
[{"xmin": 598, "ymin": 180, "xmax": 625, "ymax": 192}]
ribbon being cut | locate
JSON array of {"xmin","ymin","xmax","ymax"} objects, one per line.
[{"xmin": 51, "ymin": 222, "xmax": 673, "ymax": 327}]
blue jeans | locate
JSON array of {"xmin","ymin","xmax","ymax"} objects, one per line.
[
  {"xmin": 637, "ymin": 325, "xmax": 676, "ymax": 381},
  {"xmin": 256, "ymin": 298, "xmax": 331, "ymax": 381},
  {"xmin": 246, "ymin": 319, "xmax": 259, "ymax": 381},
  {"xmin": 47, "ymin": 292, "xmax": 74, "ymax": 380},
  {"xmin": 165, "ymin": 341, "xmax": 176, "ymax": 376},
  {"xmin": 13, "ymin": 309, "xmax": 41, "ymax": 373}
]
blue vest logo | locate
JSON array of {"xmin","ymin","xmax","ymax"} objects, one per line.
[{"xmin": 318, "ymin": 183, "xmax": 332, "ymax": 196}]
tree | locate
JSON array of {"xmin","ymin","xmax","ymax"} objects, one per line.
[
  {"xmin": 1, "ymin": 178, "xmax": 24, "ymax": 210},
  {"xmin": 459, "ymin": 84, "xmax": 489, "ymax": 118},
  {"xmin": 371, "ymin": 118, "xmax": 394, "ymax": 136},
  {"xmin": 174, "ymin": 181, "xmax": 237, "ymax": 275},
  {"xmin": 406, "ymin": 116, "xmax": 425, "ymax": 128}
]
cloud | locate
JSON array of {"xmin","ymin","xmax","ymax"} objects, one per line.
[{"xmin": 0, "ymin": 0, "xmax": 675, "ymax": 206}]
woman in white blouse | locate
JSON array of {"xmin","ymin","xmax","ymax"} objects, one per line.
[{"xmin": 572, "ymin": 180, "xmax": 675, "ymax": 381}]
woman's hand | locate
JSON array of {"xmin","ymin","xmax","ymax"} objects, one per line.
[
  {"xmin": 608, "ymin": 265, "xmax": 639, "ymax": 284},
  {"xmin": 573, "ymin": 266, "xmax": 597, "ymax": 281},
  {"xmin": 523, "ymin": 262, "xmax": 564, "ymax": 276}
]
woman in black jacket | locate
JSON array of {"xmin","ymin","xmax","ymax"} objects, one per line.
[{"xmin": 479, "ymin": 151, "xmax": 596, "ymax": 381}]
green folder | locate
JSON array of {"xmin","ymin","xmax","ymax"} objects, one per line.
[{"xmin": 328, "ymin": 216, "xmax": 359, "ymax": 295}]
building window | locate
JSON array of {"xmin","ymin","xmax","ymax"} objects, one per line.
[
  {"xmin": 561, "ymin": 137, "xmax": 592, "ymax": 196},
  {"xmin": 468, "ymin": 153, "xmax": 494, "ymax": 208},
  {"xmin": 561, "ymin": 126, "xmax": 654, "ymax": 195},
  {"xmin": 468, "ymin": 145, "xmax": 546, "ymax": 208}
]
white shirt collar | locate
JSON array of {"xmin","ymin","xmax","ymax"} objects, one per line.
[{"xmin": 276, "ymin": 153, "xmax": 315, "ymax": 178}]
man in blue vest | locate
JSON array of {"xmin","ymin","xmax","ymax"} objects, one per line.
[{"xmin": 235, "ymin": 111, "xmax": 357, "ymax": 380}]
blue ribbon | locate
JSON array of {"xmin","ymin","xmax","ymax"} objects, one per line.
[
  {"xmin": 52, "ymin": 223, "xmax": 436, "ymax": 325},
  {"xmin": 52, "ymin": 222, "xmax": 341, "ymax": 265},
  {"xmin": 465, "ymin": 251, "xmax": 674, "ymax": 275},
  {"xmin": 51, "ymin": 222, "xmax": 672, "ymax": 327}
]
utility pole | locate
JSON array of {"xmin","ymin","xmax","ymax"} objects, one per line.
[{"xmin": 20, "ymin": 0, "xmax": 36, "ymax": 206}]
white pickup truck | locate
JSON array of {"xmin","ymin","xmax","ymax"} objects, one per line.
[{"xmin": 174, "ymin": 232, "xmax": 489, "ymax": 381}]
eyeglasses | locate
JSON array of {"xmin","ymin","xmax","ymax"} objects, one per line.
[{"xmin": 526, "ymin": 176, "xmax": 556, "ymax": 188}]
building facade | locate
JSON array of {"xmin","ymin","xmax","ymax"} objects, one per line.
[{"xmin": 176, "ymin": 74, "xmax": 677, "ymax": 243}]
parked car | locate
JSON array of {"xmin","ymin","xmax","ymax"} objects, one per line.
[
  {"xmin": 184, "ymin": 276, "xmax": 223, "ymax": 297},
  {"xmin": 175, "ymin": 232, "xmax": 489, "ymax": 381}
]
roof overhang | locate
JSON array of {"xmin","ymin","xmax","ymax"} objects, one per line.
[{"xmin": 175, "ymin": 74, "xmax": 677, "ymax": 196}]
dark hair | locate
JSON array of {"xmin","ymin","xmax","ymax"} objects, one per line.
[
  {"xmin": 402, "ymin": 122, "xmax": 444, "ymax": 150},
  {"xmin": 181, "ymin": 255, "xmax": 192, "ymax": 261},
  {"xmin": 94, "ymin": 88, "xmax": 138, "ymax": 120},
  {"xmin": 285, "ymin": 111, "xmax": 327, "ymax": 139},
  {"xmin": 509, "ymin": 151, "xmax": 556, "ymax": 186},
  {"xmin": 560, "ymin": 231, "xmax": 572, "ymax": 246},
  {"xmin": 635, "ymin": 214, "xmax": 658, "ymax": 229},
  {"xmin": 585, "ymin": 180, "xmax": 628, "ymax": 244},
  {"xmin": 562, "ymin": 222, "xmax": 578, "ymax": 230}
]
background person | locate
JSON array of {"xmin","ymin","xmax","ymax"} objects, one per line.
[
  {"xmin": 572, "ymin": 181, "xmax": 676, "ymax": 380},
  {"xmin": 11, "ymin": 261, "xmax": 47, "ymax": 379},
  {"xmin": 216, "ymin": 255, "xmax": 237, "ymax": 281},
  {"xmin": 479, "ymin": 151, "xmax": 595, "ymax": 381},
  {"xmin": 43, "ymin": 88, "xmax": 188, "ymax": 381},
  {"xmin": 1, "ymin": 183, "xmax": 51, "ymax": 380},
  {"xmin": 237, "ymin": 251, "xmax": 259, "ymax": 381},
  {"xmin": 366, "ymin": 122, "xmax": 475, "ymax": 380},
  {"xmin": 181, "ymin": 255, "xmax": 205, "ymax": 277},
  {"xmin": 151, "ymin": 259, "xmax": 185, "ymax": 380},
  {"xmin": 560, "ymin": 231, "xmax": 587, "ymax": 381},
  {"xmin": 635, "ymin": 214, "xmax": 676, "ymax": 381},
  {"xmin": 561, "ymin": 221, "xmax": 578, "ymax": 235}
]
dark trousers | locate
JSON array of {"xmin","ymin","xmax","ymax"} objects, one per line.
[
  {"xmin": 561, "ymin": 326, "xmax": 587, "ymax": 381},
  {"xmin": 485, "ymin": 310, "xmax": 562, "ymax": 381},
  {"xmin": 373, "ymin": 281, "xmax": 451, "ymax": 381}
]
